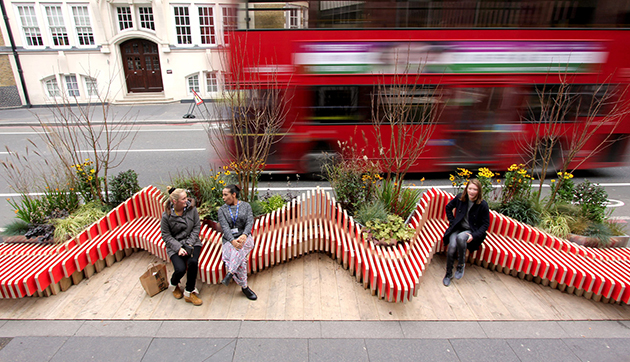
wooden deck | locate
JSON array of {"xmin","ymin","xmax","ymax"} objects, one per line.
[{"xmin": 1, "ymin": 250, "xmax": 629, "ymax": 321}]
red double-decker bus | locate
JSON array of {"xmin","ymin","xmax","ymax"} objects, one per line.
[{"xmin": 226, "ymin": 1, "xmax": 630, "ymax": 174}]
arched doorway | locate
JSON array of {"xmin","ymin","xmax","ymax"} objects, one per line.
[{"xmin": 120, "ymin": 38, "xmax": 163, "ymax": 93}]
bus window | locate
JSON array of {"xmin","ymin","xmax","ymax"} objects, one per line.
[
  {"xmin": 311, "ymin": 86, "xmax": 371, "ymax": 123},
  {"xmin": 522, "ymin": 84, "xmax": 611, "ymax": 123}
]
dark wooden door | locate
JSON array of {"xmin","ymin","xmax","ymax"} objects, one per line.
[{"xmin": 121, "ymin": 39, "xmax": 163, "ymax": 93}]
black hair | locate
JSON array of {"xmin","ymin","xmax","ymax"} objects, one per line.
[
  {"xmin": 167, "ymin": 186, "xmax": 176, "ymax": 195},
  {"xmin": 225, "ymin": 184, "xmax": 241, "ymax": 198}
]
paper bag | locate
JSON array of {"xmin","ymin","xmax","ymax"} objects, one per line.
[{"xmin": 139, "ymin": 263, "xmax": 168, "ymax": 297}]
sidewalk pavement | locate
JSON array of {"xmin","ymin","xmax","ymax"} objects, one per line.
[
  {"xmin": 1, "ymin": 320, "xmax": 630, "ymax": 361},
  {"xmin": 0, "ymin": 103, "xmax": 213, "ymax": 127}
]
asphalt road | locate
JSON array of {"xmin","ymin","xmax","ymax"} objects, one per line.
[{"xmin": 1, "ymin": 118, "xmax": 630, "ymax": 230}]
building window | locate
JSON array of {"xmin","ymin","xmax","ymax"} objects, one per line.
[
  {"xmin": 287, "ymin": 8, "xmax": 301, "ymax": 29},
  {"xmin": 17, "ymin": 5, "xmax": 43, "ymax": 46},
  {"xmin": 85, "ymin": 77, "xmax": 98, "ymax": 97},
  {"xmin": 187, "ymin": 74, "xmax": 199, "ymax": 93},
  {"xmin": 65, "ymin": 75, "xmax": 80, "ymax": 97},
  {"xmin": 206, "ymin": 72, "xmax": 218, "ymax": 93},
  {"xmin": 45, "ymin": 77, "xmax": 61, "ymax": 97},
  {"xmin": 139, "ymin": 7, "xmax": 155, "ymax": 30},
  {"xmin": 45, "ymin": 6, "xmax": 69, "ymax": 46},
  {"xmin": 117, "ymin": 7, "xmax": 133, "ymax": 30},
  {"xmin": 199, "ymin": 6, "xmax": 215, "ymax": 45},
  {"xmin": 72, "ymin": 6, "xmax": 94, "ymax": 45},
  {"xmin": 222, "ymin": 6, "xmax": 236, "ymax": 44},
  {"xmin": 174, "ymin": 7, "xmax": 192, "ymax": 44}
]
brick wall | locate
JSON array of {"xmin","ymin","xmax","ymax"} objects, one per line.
[{"xmin": 0, "ymin": 27, "xmax": 17, "ymax": 87}]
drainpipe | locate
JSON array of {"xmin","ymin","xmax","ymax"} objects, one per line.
[{"xmin": 1, "ymin": 0, "xmax": 31, "ymax": 107}]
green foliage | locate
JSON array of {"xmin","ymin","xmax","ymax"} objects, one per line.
[
  {"xmin": 538, "ymin": 212, "xmax": 573, "ymax": 239},
  {"xmin": 354, "ymin": 200, "xmax": 389, "ymax": 225},
  {"xmin": 72, "ymin": 159, "xmax": 101, "ymax": 203},
  {"xmin": 7, "ymin": 194, "xmax": 46, "ymax": 224},
  {"xmin": 583, "ymin": 222, "xmax": 613, "ymax": 247},
  {"xmin": 324, "ymin": 156, "xmax": 381, "ymax": 216},
  {"xmin": 573, "ymin": 180, "xmax": 608, "ymax": 223},
  {"xmin": 605, "ymin": 220, "xmax": 627, "ymax": 237},
  {"xmin": 42, "ymin": 185, "xmax": 80, "ymax": 216},
  {"xmin": 476, "ymin": 167, "xmax": 500, "ymax": 200},
  {"xmin": 1, "ymin": 220, "xmax": 31, "ymax": 235},
  {"xmin": 496, "ymin": 197, "xmax": 540, "ymax": 226},
  {"xmin": 249, "ymin": 200, "xmax": 265, "ymax": 218},
  {"xmin": 168, "ymin": 168, "xmax": 235, "ymax": 221},
  {"xmin": 554, "ymin": 172, "xmax": 575, "ymax": 204},
  {"xmin": 109, "ymin": 169, "xmax": 141, "ymax": 207},
  {"xmin": 260, "ymin": 194, "xmax": 286, "ymax": 214},
  {"xmin": 52, "ymin": 202, "xmax": 108, "ymax": 243},
  {"xmin": 501, "ymin": 163, "xmax": 533, "ymax": 204},
  {"xmin": 362, "ymin": 214, "xmax": 415, "ymax": 247},
  {"xmin": 377, "ymin": 179, "xmax": 422, "ymax": 220},
  {"xmin": 567, "ymin": 215, "xmax": 590, "ymax": 236}
]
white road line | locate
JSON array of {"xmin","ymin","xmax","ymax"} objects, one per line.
[
  {"xmin": 0, "ymin": 128, "xmax": 207, "ymax": 135},
  {"xmin": 76, "ymin": 148, "xmax": 206, "ymax": 153}
]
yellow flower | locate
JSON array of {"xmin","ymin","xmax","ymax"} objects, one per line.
[
  {"xmin": 90, "ymin": 169, "xmax": 95, "ymax": 174},
  {"xmin": 497, "ymin": 180, "xmax": 501, "ymax": 184},
  {"xmin": 225, "ymin": 171, "xmax": 231, "ymax": 175},
  {"xmin": 211, "ymin": 187, "xmax": 215, "ymax": 190},
  {"xmin": 420, "ymin": 177, "xmax": 425, "ymax": 182},
  {"xmin": 449, "ymin": 175, "xmax": 455, "ymax": 181},
  {"xmin": 88, "ymin": 176, "xmax": 93, "ymax": 181},
  {"xmin": 219, "ymin": 180, "xmax": 224, "ymax": 184},
  {"xmin": 452, "ymin": 182, "xmax": 456, "ymax": 186},
  {"xmin": 15, "ymin": 210, "xmax": 18, "ymax": 214},
  {"xmin": 551, "ymin": 179, "xmax": 556, "ymax": 183}
]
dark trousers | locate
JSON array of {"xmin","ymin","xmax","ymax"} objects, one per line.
[
  {"xmin": 446, "ymin": 231, "xmax": 469, "ymax": 276},
  {"xmin": 170, "ymin": 245, "xmax": 201, "ymax": 293}
]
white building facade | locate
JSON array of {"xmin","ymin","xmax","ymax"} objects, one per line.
[{"xmin": 0, "ymin": 0, "xmax": 239, "ymax": 104}]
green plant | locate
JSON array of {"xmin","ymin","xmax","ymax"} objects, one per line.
[
  {"xmin": 7, "ymin": 194, "xmax": 46, "ymax": 225},
  {"xmin": 605, "ymin": 219, "xmax": 627, "ymax": 237},
  {"xmin": 362, "ymin": 214, "xmax": 416, "ymax": 247},
  {"xmin": 109, "ymin": 169, "xmax": 141, "ymax": 207},
  {"xmin": 52, "ymin": 202, "xmax": 107, "ymax": 243},
  {"xmin": 583, "ymin": 222, "xmax": 613, "ymax": 248},
  {"xmin": 1, "ymin": 220, "xmax": 31, "ymax": 235},
  {"xmin": 169, "ymin": 168, "xmax": 235, "ymax": 220},
  {"xmin": 376, "ymin": 179, "xmax": 421, "ymax": 219},
  {"xmin": 567, "ymin": 215, "xmax": 590, "ymax": 236},
  {"xmin": 538, "ymin": 212, "xmax": 574, "ymax": 239},
  {"xmin": 324, "ymin": 141, "xmax": 381, "ymax": 216},
  {"xmin": 496, "ymin": 196, "xmax": 540, "ymax": 226},
  {"xmin": 573, "ymin": 180, "xmax": 608, "ymax": 223},
  {"xmin": 501, "ymin": 164, "xmax": 534, "ymax": 205},
  {"xmin": 260, "ymin": 194, "xmax": 286, "ymax": 214},
  {"xmin": 552, "ymin": 171, "xmax": 575, "ymax": 204},
  {"xmin": 72, "ymin": 159, "xmax": 102, "ymax": 204},
  {"xmin": 354, "ymin": 200, "xmax": 389, "ymax": 225},
  {"xmin": 250, "ymin": 200, "xmax": 265, "ymax": 218}
]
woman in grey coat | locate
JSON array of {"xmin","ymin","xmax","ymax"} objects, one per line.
[
  {"xmin": 218, "ymin": 184, "xmax": 257, "ymax": 300},
  {"xmin": 161, "ymin": 187, "xmax": 202, "ymax": 306}
]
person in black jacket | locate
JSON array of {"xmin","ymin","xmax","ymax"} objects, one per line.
[
  {"xmin": 442, "ymin": 178, "xmax": 490, "ymax": 287},
  {"xmin": 161, "ymin": 187, "xmax": 202, "ymax": 306}
]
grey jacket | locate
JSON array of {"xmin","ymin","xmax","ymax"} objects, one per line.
[
  {"xmin": 217, "ymin": 201, "xmax": 254, "ymax": 244},
  {"xmin": 161, "ymin": 199, "xmax": 201, "ymax": 258}
]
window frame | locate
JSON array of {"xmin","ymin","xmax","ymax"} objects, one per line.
[
  {"xmin": 44, "ymin": 76, "xmax": 61, "ymax": 98},
  {"xmin": 205, "ymin": 71, "xmax": 219, "ymax": 94},
  {"xmin": 171, "ymin": 3, "xmax": 228, "ymax": 47},
  {"xmin": 138, "ymin": 6, "xmax": 156, "ymax": 31},
  {"xmin": 187, "ymin": 73, "xmax": 200, "ymax": 94},
  {"xmin": 16, "ymin": 4, "xmax": 45, "ymax": 48},
  {"xmin": 71, "ymin": 5, "xmax": 95, "ymax": 47}
]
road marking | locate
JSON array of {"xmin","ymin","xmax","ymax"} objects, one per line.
[
  {"xmin": 605, "ymin": 199, "xmax": 625, "ymax": 208},
  {"xmin": 0, "ymin": 128, "xmax": 207, "ymax": 135},
  {"xmin": 76, "ymin": 148, "xmax": 206, "ymax": 153}
]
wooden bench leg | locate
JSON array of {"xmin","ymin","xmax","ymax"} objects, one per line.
[
  {"xmin": 59, "ymin": 277, "xmax": 72, "ymax": 292},
  {"xmin": 105, "ymin": 254, "xmax": 116, "ymax": 267},
  {"xmin": 43, "ymin": 286, "xmax": 53, "ymax": 297},
  {"xmin": 50, "ymin": 282, "xmax": 61, "ymax": 295},
  {"xmin": 94, "ymin": 259, "xmax": 106, "ymax": 273},
  {"xmin": 124, "ymin": 248, "xmax": 133, "ymax": 257},
  {"xmin": 71, "ymin": 270, "xmax": 84, "ymax": 285},
  {"xmin": 115, "ymin": 250, "xmax": 125, "ymax": 262},
  {"xmin": 84, "ymin": 264, "xmax": 96, "ymax": 279},
  {"xmin": 566, "ymin": 286, "xmax": 576, "ymax": 294},
  {"xmin": 592, "ymin": 294, "xmax": 602, "ymax": 302},
  {"xmin": 549, "ymin": 280, "xmax": 558, "ymax": 289},
  {"xmin": 575, "ymin": 288, "xmax": 585, "ymax": 297},
  {"xmin": 583, "ymin": 291, "xmax": 593, "ymax": 299}
]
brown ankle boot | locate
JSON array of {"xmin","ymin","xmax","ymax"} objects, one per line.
[
  {"xmin": 184, "ymin": 292, "xmax": 203, "ymax": 306},
  {"xmin": 172, "ymin": 286, "xmax": 183, "ymax": 299}
]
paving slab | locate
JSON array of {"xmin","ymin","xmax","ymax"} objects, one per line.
[
  {"xmin": 399, "ymin": 321, "xmax": 486, "ymax": 339},
  {"xmin": 308, "ymin": 339, "xmax": 368, "ymax": 362},
  {"xmin": 557, "ymin": 320, "xmax": 630, "ymax": 338},
  {"xmin": 50, "ymin": 337, "xmax": 152, "ymax": 362},
  {"xmin": 320, "ymin": 321, "xmax": 404, "ymax": 339},
  {"xmin": 0, "ymin": 320, "xmax": 6, "ymax": 329},
  {"xmin": 365, "ymin": 339, "xmax": 459, "ymax": 361},
  {"xmin": 0, "ymin": 320, "xmax": 84, "ymax": 337},
  {"xmin": 478, "ymin": 321, "xmax": 568, "ymax": 339},
  {"xmin": 239, "ymin": 321, "xmax": 321, "ymax": 339},
  {"xmin": 0, "ymin": 336, "xmax": 67, "ymax": 362},
  {"xmin": 450, "ymin": 339, "xmax": 520, "ymax": 362},
  {"xmin": 156, "ymin": 320, "xmax": 241, "ymax": 338},
  {"xmin": 506, "ymin": 338, "xmax": 580, "ymax": 362},
  {"xmin": 205, "ymin": 339, "xmax": 237, "ymax": 362},
  {"xmin": 0, "ymin": 337, "xmax": 13, "ymax": 351},
  {"xmin": 233, "ymin": 338, "xmax": 308, "ymax": 362},
  {"xmin": 563, "ymin": 338, "xmax": 630, "ymax": 362},
  {"xmin": 142, "ymin": 338, "xmax": 235, "ymax": 362},
  {"xmin": 76, "ymin": 320, "xmax": 163, "ymax": 337}
]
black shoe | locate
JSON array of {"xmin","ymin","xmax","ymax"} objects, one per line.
[
  {"xmin": 242, "ymin": 287, "xmax": 257, "ymax": 300},
  {"xmin": 443, "ymin": 273, "xmax": 452, "ymax": 287},
  {"xmin": 221, "ymin": 272, "xmax": 233, "ymax": 286},
  {"xmin": 455, "ymin": 264, "xmax": 465, "ymax": 280}
]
